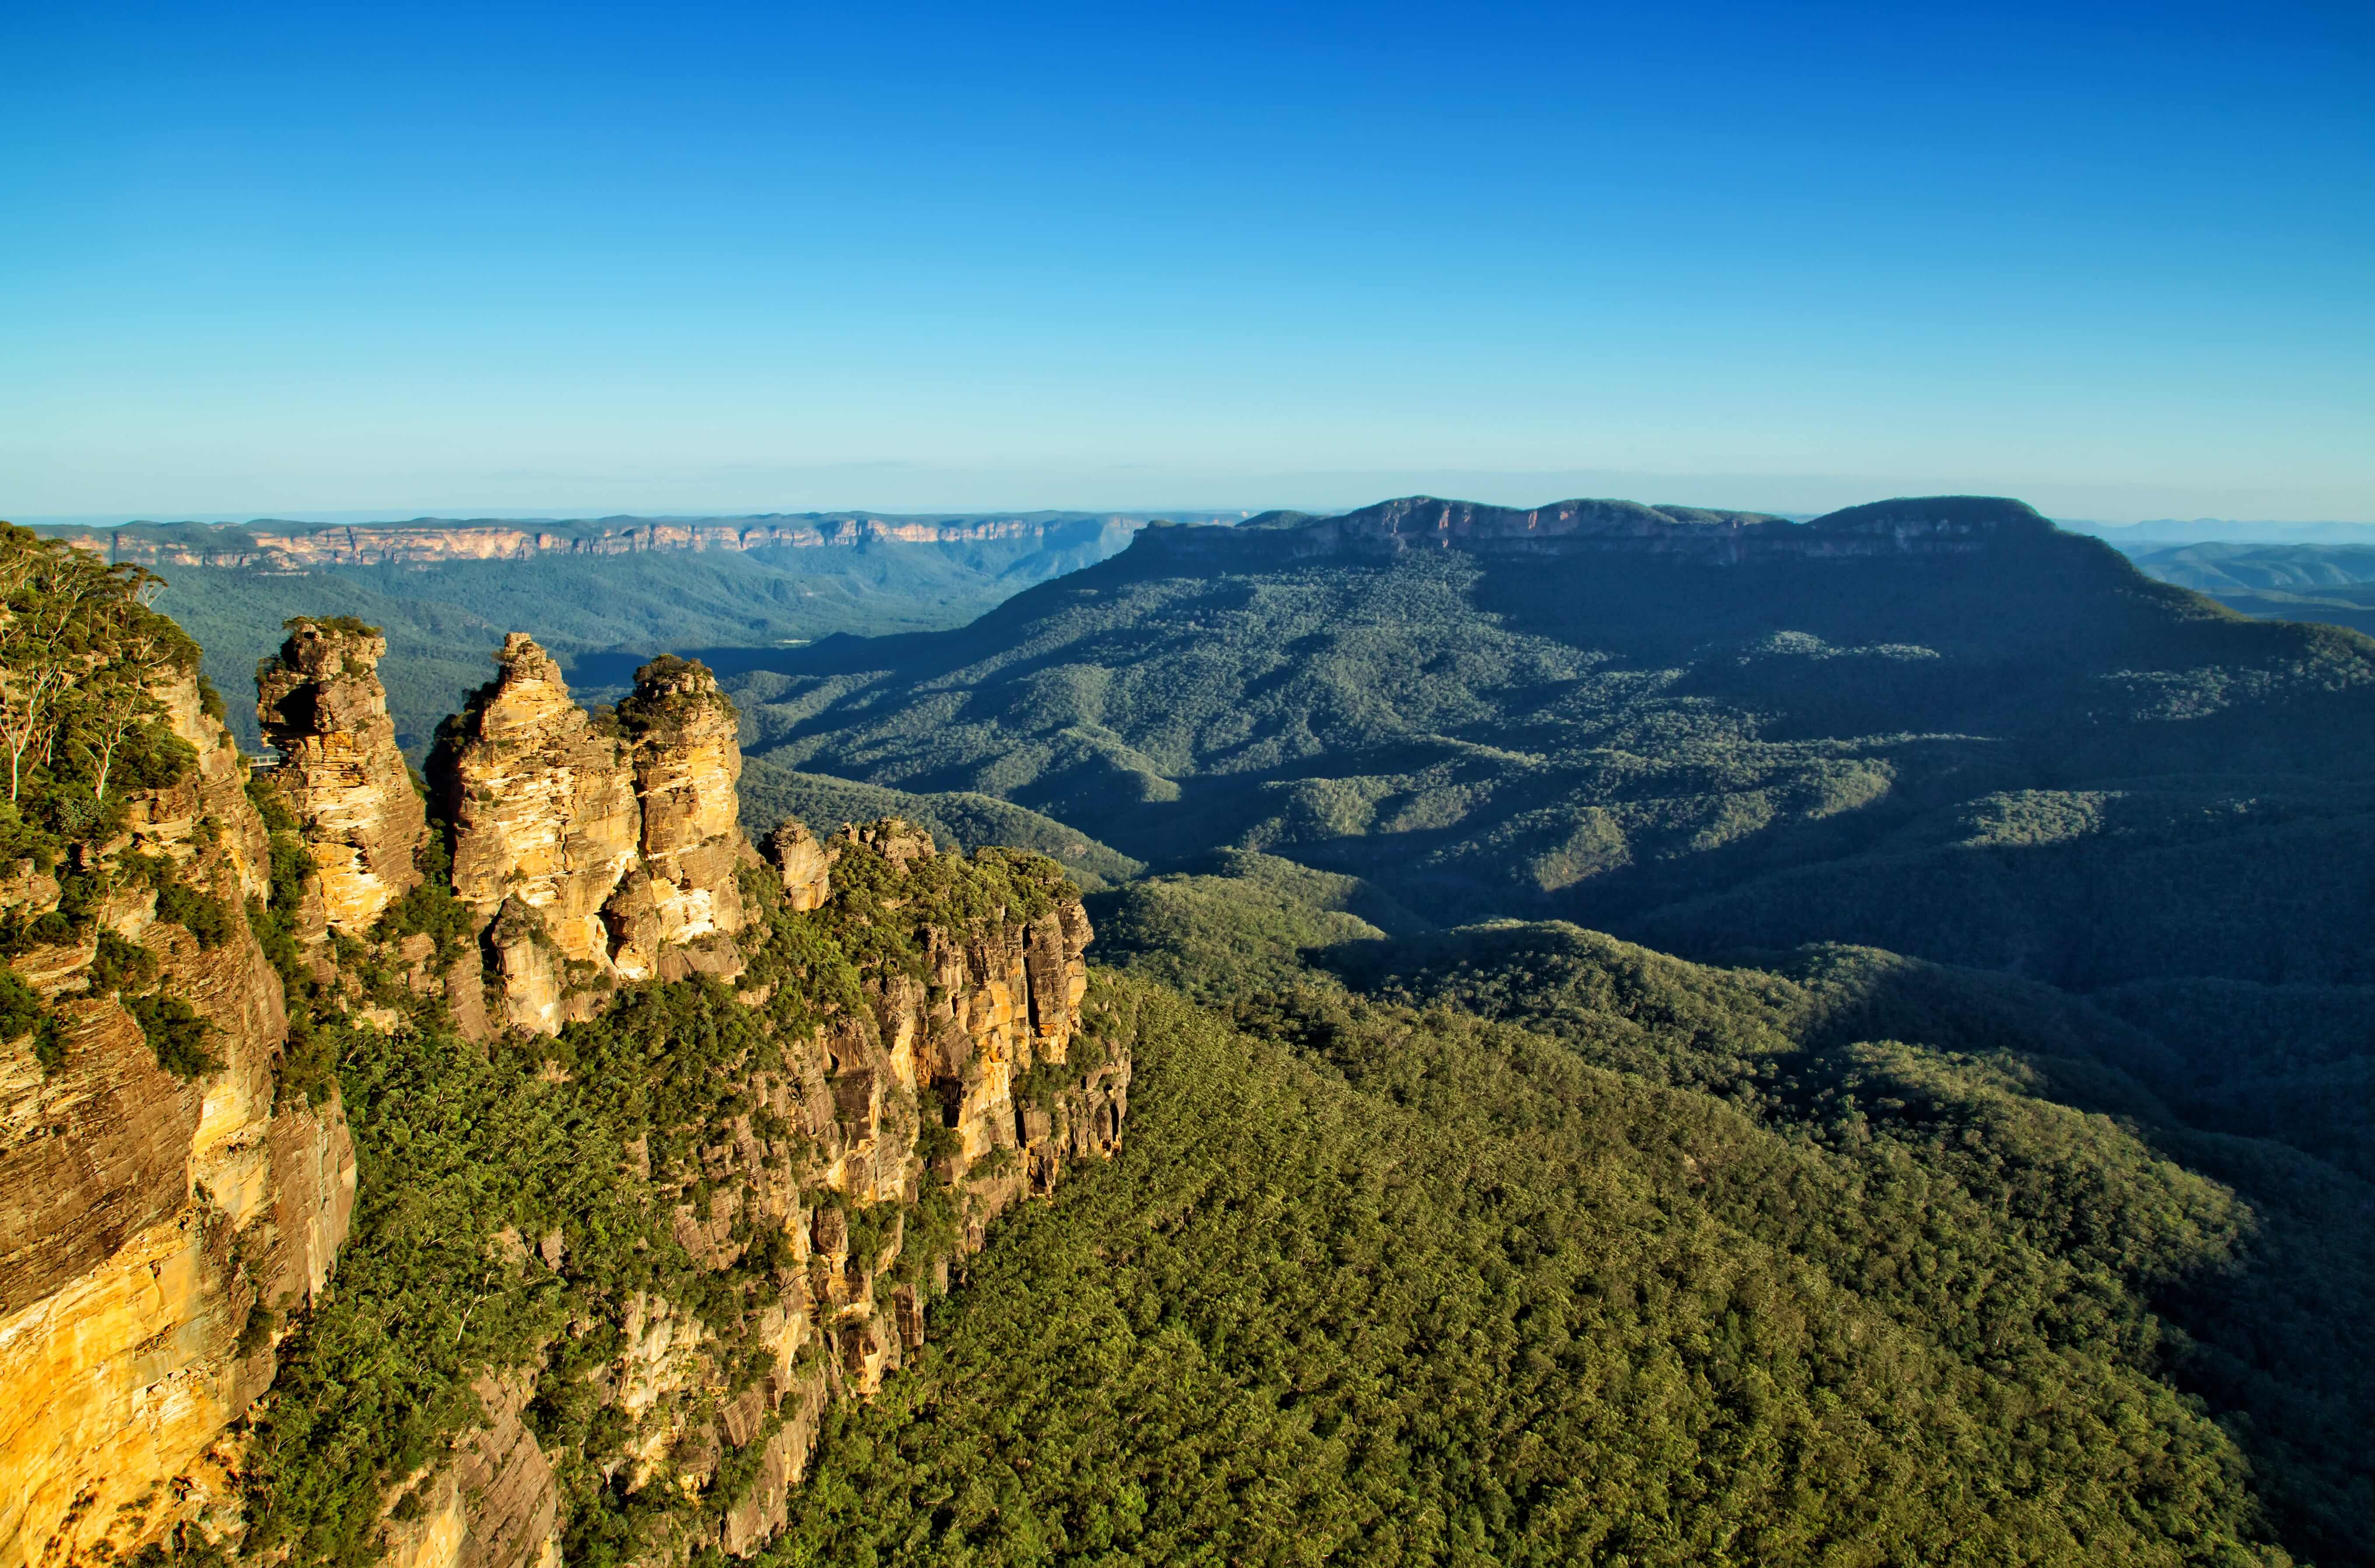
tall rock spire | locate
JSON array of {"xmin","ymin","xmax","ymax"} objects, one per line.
[
  {"xmin": 607, "ymin": 654, "xmax": 753, "ymax": 980},
  {"xmin": 255, "ymin": 618, "xmax": 427, "ymax": 935},
  {"xmin": 436, "ymin": 634, "xmax": 641, "ymax": 1031},
  {"xmin": 434, "ymin": 637, "xmax": 756, "ymax": 1029}
]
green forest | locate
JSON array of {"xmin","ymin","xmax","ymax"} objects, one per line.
[{"xmin": 11, "ymin": 499, "xmax": 2375, "ymax": 1565}]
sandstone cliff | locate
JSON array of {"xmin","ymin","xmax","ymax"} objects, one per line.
[
  {"xmin": 1143, "ymin": 492, "xmax": 2059, "ymax": 565},
  {"xmin": 609, "ymin": 654, "xmax": 752, "ymax": 982},
  {"xmin": 434, "ymin": 820, "xmax": 1126, "ymax": 1568},
  {"xmin": 43, "ymin": 513, "xmax": 1145, "ymax": 571},
  {"xmin": 256, "ymin": 619, "xmax": 427, "ymax": 936},
  {"xmin": 437, "ymin": 634, "xmax": 643, "ymax": 1031},
  {"xmin": 4, "ymin": 596, "xmax": 1126, "ymax": 1568},
  {"xmin": 1, "ymin": 667, "xmax": 355, "ymax": 1568}
]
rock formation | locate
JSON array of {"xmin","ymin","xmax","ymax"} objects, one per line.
[
  {"xmin": 439, "ymin": 633, "xmax": 641, "ymax": 1031},
  {"xmin": 491, "ymin": 821, "xmax": 1122, "ymax": 1564},
  {"xmin": 3, "ymin": 608, "xmax": 1126, "ymax": 1568},
  {"xmin": 255, "ymin": 618, "xmax": 427, "ymax": 935},
  {"xmin": 0, "ymin": 669, "xmax": 355, "ymax": 1568},
  {"xmin": 435, "ymin": 639, "xmax": 767, "ymax": 1030},
  {"xmin": 762, "ymin": 819, "xmax": 832, "ymax": 911},
  {"xmin": 609, "ymin": 654, "xmax": 752, "ymax": 981}
]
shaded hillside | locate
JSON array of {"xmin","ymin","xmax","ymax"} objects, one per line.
[
  {"xmin": 773, "ymin": 912, "xmax": 2371, "ymax": 1563},
  {"xmin": 722, "ymin": 495, "xmax": 2375, "ymax": 989},
  {"xmin": 2182, "ymin": 584, "xmax": 2375, "ymax": 639}
]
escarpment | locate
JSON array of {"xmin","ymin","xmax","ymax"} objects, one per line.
[
  {"xmin": 42, "ymin": 513, "xmax": 1123, "ymax": 571},
  {"xmin": 1141, "ymin": 491, "xmax": 2061, "ymax": 564},
  {"xmin": 3, "ymin": 579, "xmax": 1126, "ymax": 1568},
  {"xmin": 2, "ymin": 619, "xmax": 356, "ymax": 1568}
]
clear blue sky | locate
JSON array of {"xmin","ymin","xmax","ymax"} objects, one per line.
[{"xmin": 5, "ymin": 1, "xmax": 2369, "ymax": 521}]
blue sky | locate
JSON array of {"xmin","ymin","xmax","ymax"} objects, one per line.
[{"xmin": 4, "ymin": 1, "xmax": 2369, "ymax": 521}]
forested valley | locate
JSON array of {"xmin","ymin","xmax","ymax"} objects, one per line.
[{"xmin": 6, "ymin": 496, "xmax": 2372, "ymax": 1566}]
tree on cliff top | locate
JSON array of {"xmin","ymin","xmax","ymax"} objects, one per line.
[{"xmin": 0, "ymin": 525, "xmax": 200, "ymax": 848}]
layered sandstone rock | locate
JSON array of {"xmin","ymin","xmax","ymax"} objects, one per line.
[
  {"xmin": 438, "ymin": 634, "xmax": 641, "ymax": 1028},
  {"xmin": 3, "ymin": 602, "xmax": 1127, "ymax": 1568},
  {"xmin": 763, "ymin": 820, "xmax": 832, "ymax": 911},
  {"xmin": 378, "ymin": 1372, "xmax": 565, "ymax": 1568},
  {"xmin": 437, "ymin": 639, "xmax": 759, "ymax": 1030},
  {"xmin": 610, "ymin": 656, "xmax": 751, "ymax": 981},
  {"xmin": 257, "ymin": 618, "xmax": 427, "ymax": 934},
  {"xmin": 0, "ymin": 671, "xmax": 354, "ymax": 1568},
  {"xmin": 412, "ymin": 824, "xmax": 1123, "ymax": 1565}
]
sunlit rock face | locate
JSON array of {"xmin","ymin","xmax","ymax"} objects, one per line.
[
  {"xmin": 762, "ymin": 819, "xmax": 832, "ymax": 911},
  {"xmin": 611, "ymin": 655, "xmax": 752, "ymax": 981},
  {"xmin": 0, "ymin": 671, "xmax": 354, "ymax": 1568},
  {"xmin": 1, "ymin": 611, "xmax": 1124, "ymax": 1568},
  {"xmin": 438, "ymin": 634, "xmax": 642, "ymax": 1027},
  {"xmin": 256, "ymin": 619, "xmax": 427, "ymax": 935},
  {"xmin": 435, "ymin": 640, "xmax": 763, "ymax": 1028}
]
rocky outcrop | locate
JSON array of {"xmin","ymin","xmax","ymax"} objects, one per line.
[
  {"xmin": 439, "ymin": 635, "xmax": 643, "ymax": 1030},
  {"xmin": 3, "ymin": 607, "xmax": 1125, "ymax": 1568},
  {"xmin": 0, "ymin": 670, "xmax": 355, "ymax": 1568},
  {"xmin": 378, "ymin": 1372, "xmax": 564, "ymax": 1568},
  {"xmin": 256, "ymin": 618, "xmax": 427, "ymax": 934},
  {"xmin": 435, "ymin": 640, "xmax": 765, "ymax": 1030},
  {"xmin": 762, "ymin": 821, "xmax": 831, "ymax": 911},
  {"xmin": 524, "ymin": 823, "xmax": 1123, "ymax": 1561},
  {"xmin": 610, "ymin": 656, "xmax": 751, "ymax": 981}
]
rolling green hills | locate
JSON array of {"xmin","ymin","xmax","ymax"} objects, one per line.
[
  {"xmin": 766, "ymin": 866, "xmax": 2374, "ymax": 1564},
  {"xmin": 722, "ymin": 496, "xmax": 2375, "ymax": 989},
  {"xmin": 2121, "ymin": 544, "xmax": 2375, "ymax": 638},
  {"xmin": 32, "ymin": 495, "xmax": 2372, "ymax": 1565}
]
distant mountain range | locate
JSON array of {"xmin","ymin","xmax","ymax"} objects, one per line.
[
  {"xmin": 26, "ymin": 509, "xmax": 1240, "ymax": 569},
  {"xmin": 2064, "ymin": 516, "xmax": 2375, "ymax": 545},
  {"xmin": 20, "ymin": 512, "xmax": 1187, "ymax": 756}
]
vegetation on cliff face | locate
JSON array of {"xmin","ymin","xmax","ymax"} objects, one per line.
[
  {"xmin": 0, "ymin": 524, "xmax": 224, "ymax": 1070},
  {"xmin": 737, "ymin": 759, "xmax": 1142, "ymax": 891},
  {"xmin": 242, "ymin": 827, "xmax": 1107, "ymax": 1567},
  {"xmin": 0, "ymin": 525, "xmax": 201, "ymax": 867}
]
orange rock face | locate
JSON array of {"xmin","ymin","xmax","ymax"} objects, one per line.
[
  {"xmin": 256, "ymin": 620, "xmax": 428, "ymax": 934},
  {"xmin": 437, "ymin": 639, "xmax": 762, "ymax": 1030},
  {"xmin": 611, "ymin": 656, "xmax": 751, "ymax": 981},
  {"xmin": 0, "ymin": 671, "xmax": 354, "ymax": 1568},
  {"xmin": 440, "ymin": 634, "xmax": 642, "ymax": 1030}
]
